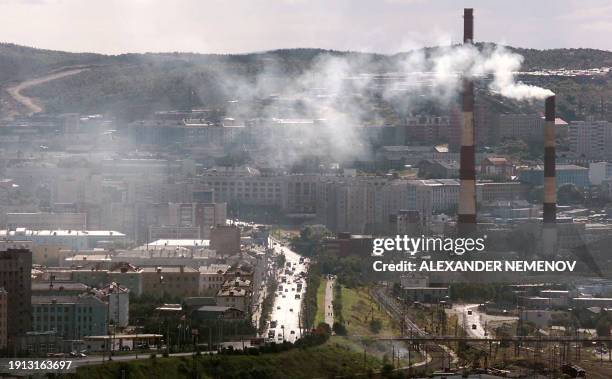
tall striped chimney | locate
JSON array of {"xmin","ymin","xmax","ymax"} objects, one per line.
[
  {"xmin": 458, "ymin": 8, "xmax": 477, "ymax": 236},
  {"xmin": 542, "ymin": 95, "xmax": 557, "ymax": 256}
]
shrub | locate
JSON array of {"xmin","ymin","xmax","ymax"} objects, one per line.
[{"xmin": 369, "ymin": 319, "xmax": 382, "ymax": 334}]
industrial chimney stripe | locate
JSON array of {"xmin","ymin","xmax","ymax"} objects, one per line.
[
  {"xmin": 543, "ymin": 96, "xmax": 556, "ymax": 224},
  {"xmin": 458, "ymin": 8, "xmax": 477, "ymax": 234}
]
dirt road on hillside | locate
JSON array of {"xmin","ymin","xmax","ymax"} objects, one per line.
[{"xmin": 6, "ymin": 66, "xmax": 90, "ymax": 115}]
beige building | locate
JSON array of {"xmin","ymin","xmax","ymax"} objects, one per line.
[
  {"xmin": 199, "ymin": 264, "xmax": 230, "ymax": 295},
  {"xmin": 216, "ymin": 288, "xmax": 249, "ymax": 313},
  {"xmin": 31, "ymin": 245, "xmax": 65, "ymax": 266},
  {"xmin": 141, "ymin": 266, "xmax": 200, "ymax": 298}
]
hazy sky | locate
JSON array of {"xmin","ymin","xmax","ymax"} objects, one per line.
[{"xmin": 1, "ymin": 0, "xmax": 611, "ymax": 55}]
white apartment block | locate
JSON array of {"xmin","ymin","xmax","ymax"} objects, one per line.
[{"xmin": 569, "ymin": 121, "xmax": 612, "ymax": 160}]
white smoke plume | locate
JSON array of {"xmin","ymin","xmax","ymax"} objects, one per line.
[
  {"xmin": 206, "ymin": 42, "xmax": 553, "ymax": 167},
  {"xmin": 474, "ymin": 45, "xmax": 555, "ymax": 100}
]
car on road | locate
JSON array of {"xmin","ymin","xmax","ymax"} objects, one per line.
[
  {"xmin": 277, "ymin": 306, "xmax": 281, "ymax": 310},
  {"xmin": 467, "ymin": 310, "xmax": 473, "ymax": 315},
  {"xmin": 290, "ymin": 330, "xmax": 295, "ymax": 334},
  {"xmin": 471, "ymin": 324, "xmax": 477, "ymax": 330},
  {"xmin": 289, "ymin": 308, "xmax": 293, "ymax": 312}
]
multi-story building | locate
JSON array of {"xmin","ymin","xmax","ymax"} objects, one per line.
[
  {"xmin": 141, "ymin": 266, "xmax": 200, "ymax": 298},
  {"xmin": 31, "ymin": 294, "xmax": 107, "ymax": 339},
  {"xmin": 569, "ymin": 121, "xmax": 612, "ymax": 160},
  {"xmin": 148, "ymin": 226, "xmax": 201, "ymax": 241},
  {"xmin": 108, "ymin": 264, "xmax": 143, "ymax": 296},
  {"xmin": 163, "ymin": 202, "xmax": 226, "ymax": 239},
  {"xmin": 94, "ymin": 283, "xmax": 130, "ymax": 328},
  {"xmin": 198, "ymin": 166, "xmax": 284, "ymax": 208},
  {"xmin": 518, "ymin": 165, "xmax": 590, "ymax": 188},
  {"xmin": 0, "ymin": 244, "xmax": 32, "ymax": 348},
  {"xmin": 588, "ymin": 161, "xmax": 612, "ymax": 185},
  {"xmin": 215, "ymin": 288, "xmax": 249, "ymax": 313},
  {"xmin": 480, "ymin": 157, "xmax": 514, "ymax": 180},
  {"xmin": 477, "ymin": 182, "xmax": 529, "ymax": 202},
  {"xmin": 400, "ymin": 114, "xmax": 451, "ymax": 144},
  {"xmin": 199, "ymin": 264, "xmax": 231, "ymax": 295},
  {"xmin": 497, "ymin": 114, "xmax": 544, "ymax": 142}
]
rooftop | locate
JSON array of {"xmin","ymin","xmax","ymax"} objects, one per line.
[
  {"xmin": 141, "ymin": 266, "xmax": 199, "ymax": 273},
  {"xmin": 0, "ymin": 229, "xmax": 125, "ymax": 237}
]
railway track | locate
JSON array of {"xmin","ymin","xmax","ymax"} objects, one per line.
[{"xmin": 369, "ymin": 287, "xmax": 456, "ymax": 373}]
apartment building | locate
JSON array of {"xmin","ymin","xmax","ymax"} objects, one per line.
[
  {"xmin": 31, "ymin": 294, "xmax": 107, "ymax": 340},
  {"xmin": 199, "ymin": 264, "xmax": 231, "ymax": 295},
  {"xmin": 0, "ymin": 244, "xmax": 32, "ymax": 348},
  {"xmin": 141, "ymin": 266, "xmax": 200, "ymax": 298},
  {"xmin": 569, "ymin": 121, "xmax": 612, "ymax": 160}
]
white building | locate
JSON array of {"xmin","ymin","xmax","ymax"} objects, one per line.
[
  {"xmin": 0, "ymin": 229, "xmax": 126, "ymax": 250},
  {"xmin": 95, "ymin": 283, "xmax": 130, "ymax": 328},
  {"xmin": 569, "ymin": 121, "xmax": 612, "ymax": 160},
  {"xmin": 589, "ymin": 161, "xmax": 612, "ymax": 185}
]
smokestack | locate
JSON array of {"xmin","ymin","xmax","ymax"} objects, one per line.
[
  {"xmin": 463, "ymin": 8, "xmax": 474, "ymax": 43},
  {"xmin": 458, "ymin": 8, "xmax": 477, "ymax": 236},
  {"xmin": 543, "ymin": 95, "xmax": 557, "ymax": 256}
]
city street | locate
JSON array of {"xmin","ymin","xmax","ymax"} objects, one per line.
[
  {"xmin": 264, "ymin": 238, "xmax": 308, "ymax": 343},
  {"xmin": 324, "ymin": 276, "xmax": 335, "ymax": 327}
]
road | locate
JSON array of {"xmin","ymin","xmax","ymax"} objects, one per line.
[
  {"xmin": 6, "ymin": 66, "xmax": 89, "ymax": 115},
  {"xmin": 264, "ymin": 238, "xmax": 308, "ymax": 343},
  {"xmin": 455, "ymin": 304, "xmax": 487, "ymax": 339},
  {"xmin": 451, "ymin": 304, "xmax": 517, "ymax": 339},
  {"xmin": 324, "ymin": 276, "xmax": 335, "ymax": 327}
]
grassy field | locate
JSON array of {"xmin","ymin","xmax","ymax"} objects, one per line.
[
  {"xmin": 315, "ymin": 279, "xmax": 327, "ymax": 326},
  {"xmin": 341, "ymin": 286, "xmax": 399, "ymax": 336},
  {"xmin": 331, "ymin": 286, "xmax": 424, "ymax": 367},
  {"xmin": 74, "ymin": 341, "xmax": 382, "ymax": 379}
]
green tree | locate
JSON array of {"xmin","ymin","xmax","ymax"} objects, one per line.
[{"xmin": 558, "ymin": 183, "xmax": 585, "ymax": 205}]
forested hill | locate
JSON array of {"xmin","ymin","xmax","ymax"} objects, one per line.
[{"xmin": 1, "ymin": 42, "xmax": 611, "ymax": 121}]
